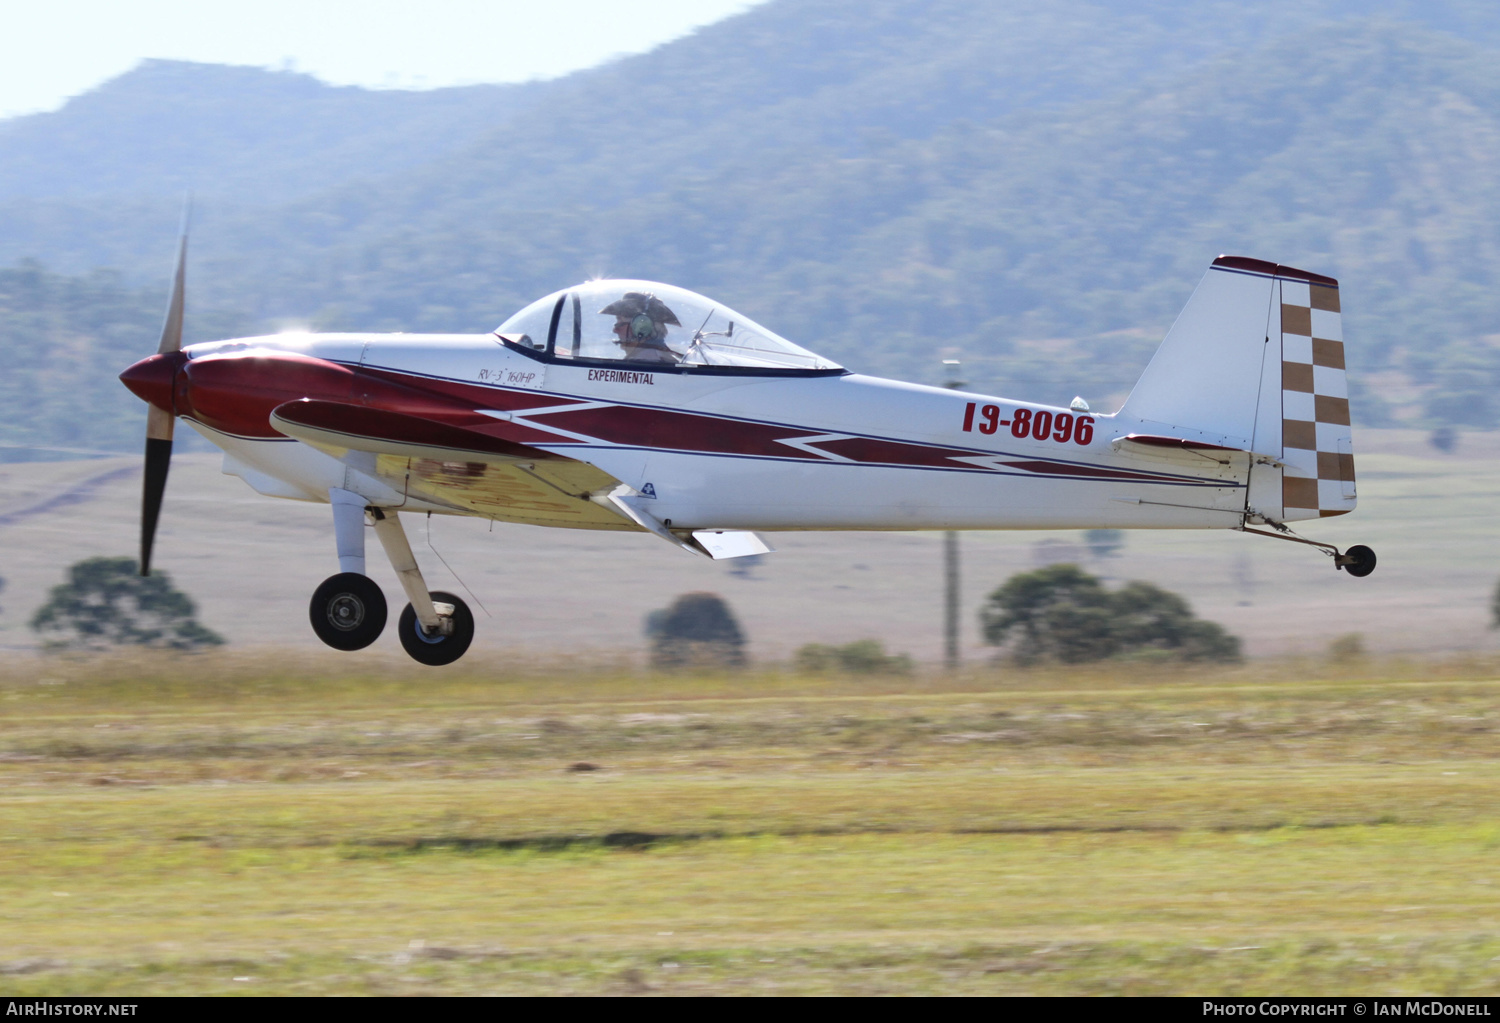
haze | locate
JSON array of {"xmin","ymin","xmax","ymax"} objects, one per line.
[{"xmin": 0, "ymin": 0, "xmax": 763, "ymax": 120}]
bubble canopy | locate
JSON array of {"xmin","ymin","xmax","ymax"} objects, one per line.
[{"xmin": 495, "ymin": 280, "xmax": 842, "ymax": 374}]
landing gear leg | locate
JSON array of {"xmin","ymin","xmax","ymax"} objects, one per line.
[
  {"xmin": 371, "ymin": 510, "xmax": 475, "ymax": 666},
  {"xmin": 309, "ymin": 488, "xmax": 387, "ymax": 649},
  {"xmin": 1241, "ymin": 524, "xmax": 1377, "ymax": 578}
]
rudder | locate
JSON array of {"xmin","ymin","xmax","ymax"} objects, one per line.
[{"xmin": 1270, "ymin": 264, "xmax": 1355, "ymax": 521}]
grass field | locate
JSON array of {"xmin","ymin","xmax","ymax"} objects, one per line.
[{"xmin": 4, "ymin": 655, "xmax": 1500, "ymax": 994}]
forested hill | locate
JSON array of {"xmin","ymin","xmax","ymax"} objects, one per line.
[
  {"xmin": 0, "ymin": 60, "xmax": 549, "ymax": 205},
  {"xmin": 3, "ymin": 0, "xmax": 1500, "ymax": 456}
]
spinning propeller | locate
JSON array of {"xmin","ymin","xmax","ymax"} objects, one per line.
[{"xmin": 119, "ymin": 227, "xmax": 188, "ymax": 577}]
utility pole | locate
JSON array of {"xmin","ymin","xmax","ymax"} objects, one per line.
[{"xmin": 941, "ymin": 359, "xmax": 964, "ymax": 671}]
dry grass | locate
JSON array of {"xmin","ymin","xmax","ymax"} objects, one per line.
[{"xmin": 3, "ymin": 655, "xmax": 1500, "ymax": 994}]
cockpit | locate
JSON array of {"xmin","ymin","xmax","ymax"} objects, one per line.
[{"xmin": 495, "ymin": 280, "xmax": 843, "ymax": 374}]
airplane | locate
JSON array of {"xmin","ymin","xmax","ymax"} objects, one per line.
[{"xmin": 120, "ymin": 237, "xmax": 1375, "ymax": 665}]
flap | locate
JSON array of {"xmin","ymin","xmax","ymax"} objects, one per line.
[
  {"xmin": 589, "ymin": 488, "xmax": 775, "ymax": 560},
  {"xmin": 691, "ymin": 530, "xmax": 774, "ymax": 560},
  {"xmin": 595, "ymin": 484, "xmax": 705, "ymax": 557}
]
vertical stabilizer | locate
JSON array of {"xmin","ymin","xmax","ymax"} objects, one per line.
[
  {"xmin": 1119, "ymin": 256, "xmax": 1356, "ymax": 524},
  {"xmin": 1119, "ymin": 261, "xmax": 1275, "ymax": 450}
]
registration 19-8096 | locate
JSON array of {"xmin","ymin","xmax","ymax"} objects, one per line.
[{"xmin": 962, "ymin": 402, "xmax": 1095, "ymax": 445}]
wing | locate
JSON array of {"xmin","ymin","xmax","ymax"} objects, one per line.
[{"xmin": 269, "ymin": 399, "xmax": 638, "ymax": 530}]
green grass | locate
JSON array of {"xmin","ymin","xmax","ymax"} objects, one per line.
[
  {"xmin": 6, "ymin": 828, "xmax": 1500, "ymax": 995},
  {"xmin": 3, "ymin": 656, "xmax": 1500, "ymax": 994}
]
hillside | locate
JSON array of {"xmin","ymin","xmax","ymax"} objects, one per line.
[
  {"xmin": 0, "ymin": 60, "xmax": 549, "ymax": 205},
  {"xmin": 0, "ymin": 263, "xmax": 242, "ymax": 456},
  {"xmin": 2, "ymin": 0, "xmax": 1500, "ymax": 454}
]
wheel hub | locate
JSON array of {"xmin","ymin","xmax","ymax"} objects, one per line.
[{"xmin": 327, "ymin": 593, "xmax": 366, "ymax": 631}]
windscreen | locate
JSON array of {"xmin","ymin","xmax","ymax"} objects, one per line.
[{"xmin": 496, "ymin": 280, "xmax": 840, "ymax": 372}]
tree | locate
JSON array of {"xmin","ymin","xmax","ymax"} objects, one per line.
[
  {"xmin": 30, "ymin": 557, "xmax": 224, "ymax": 652},
  {"xmin": 644, "ymin": 592, "xmax": 746, "ymax": 670},
  {"xmin": 979, "ymin": 564, "xmax": 1239, "ymax": 664},
  {"xmin": 979, "ymin": 564, "xmax": 1115, "ymax": 664}
]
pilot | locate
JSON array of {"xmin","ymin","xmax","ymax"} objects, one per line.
[{"xmin": 600, "ymin": 292, "xmax": 682, "ymax": 364}]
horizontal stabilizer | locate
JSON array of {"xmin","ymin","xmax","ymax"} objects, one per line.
[
  {"xmin": 270, "ymin": 399, "xmax": 562, "ymax": 464},
  {"xmin": 1110, "ymin": 433, "xmax": 1283, "ymax": 468},
  {"xmin": 1112, "ymin": 434, "xmax": 1242, "ymax": 453}
]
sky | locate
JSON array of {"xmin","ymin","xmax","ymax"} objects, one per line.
[{"xmin": 0, "ymin": 0, "xmax": 765, "ymax": 120}]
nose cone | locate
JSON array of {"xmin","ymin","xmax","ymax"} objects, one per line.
[{"xmin": 120, "ymin": 352, "xmax": 185, "ymax": 412}]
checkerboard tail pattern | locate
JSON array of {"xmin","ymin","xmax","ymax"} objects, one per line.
[{"xmin": 1279, "ymin": 279, "xmax": 1355, "ymax": 519}]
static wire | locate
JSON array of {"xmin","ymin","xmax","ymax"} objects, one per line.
[{"xmin": 426, "ymin": 511, "xmax": 491, "ymax": 618}]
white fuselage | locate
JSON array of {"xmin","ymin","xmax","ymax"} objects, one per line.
[{"xmin": 183, "ymin": 331, "xmax": 1253, "ymax": 534}]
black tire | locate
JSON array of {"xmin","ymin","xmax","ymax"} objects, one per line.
[
  {"xmin": 309, "ymin": 573, "xmax": 388, "ymax": 650},
  {"xmin": 398, "ymin": 591, "xmax": 475, "ymax": 666},
  {"xmin": 1342, "ymin": 544, "xmax": 1377, "ymax": 578}
]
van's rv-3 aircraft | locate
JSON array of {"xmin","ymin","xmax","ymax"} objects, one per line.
[{"xmin": 120, "ymin": 240, "xmax": 1375, "ymax": 665}]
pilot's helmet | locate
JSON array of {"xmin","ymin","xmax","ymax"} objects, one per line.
[{"xmin": 600, "ymin": 292, "xmax": 680, "ymax": 344}]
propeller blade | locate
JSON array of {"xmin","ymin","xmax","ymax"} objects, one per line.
[
  {"xmin": 139, "ymin": 227, "xmax": 188, "ymax": 576},
  {"xmin": 141, "ymin": 413, "xmax": 173, "ymax": 576},
  {"xmin": 157, "ymin": 231, "xmax": 187, "ymax": 355}
]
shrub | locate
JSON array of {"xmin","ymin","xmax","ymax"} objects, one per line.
[
  {"xmin": 1083, "ymin": 528, "xmax": 1125, "ymax": 559},
  {"xmin": 645, "ymin": 592, "xmax": 746, "ymax": 670},
  {"xmin": 795, "ymin": 639, "xmax": 912, "ymax": 675},
  {"xmin": 1328, "ymin": 632, "xmax": 1366, "ymax": 662},
  {"xmin": 31, "ymin": 556, "xmax": 224, "ymax": 652},
  {"xmin": 979, "ymin": 564, "xmax": 1239, "ymax": 664}
]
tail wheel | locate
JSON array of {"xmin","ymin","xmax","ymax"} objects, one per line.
[
  {"xmin": 1340, "ymin": 544, "xmax": 1377, "ymax": 578},
  {"xmin": 309, "ymin": 573, "xmax": 388, "ymax": 650},
  {"xmin": 398, "ymin": 591, "xmax": 475, "ymax": 666}
]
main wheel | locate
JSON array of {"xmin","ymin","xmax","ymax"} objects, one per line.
[
  {"xmin": 309, "ymin": 573, "xmax": 388, "ymax": 650},
  {"xmin": 1341, "ymin": 544, "xmax": 1377, "ymax": 578},
  {"xmin": 398, "ymin": 591, "xmax": 475, "ymax": 666}
]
